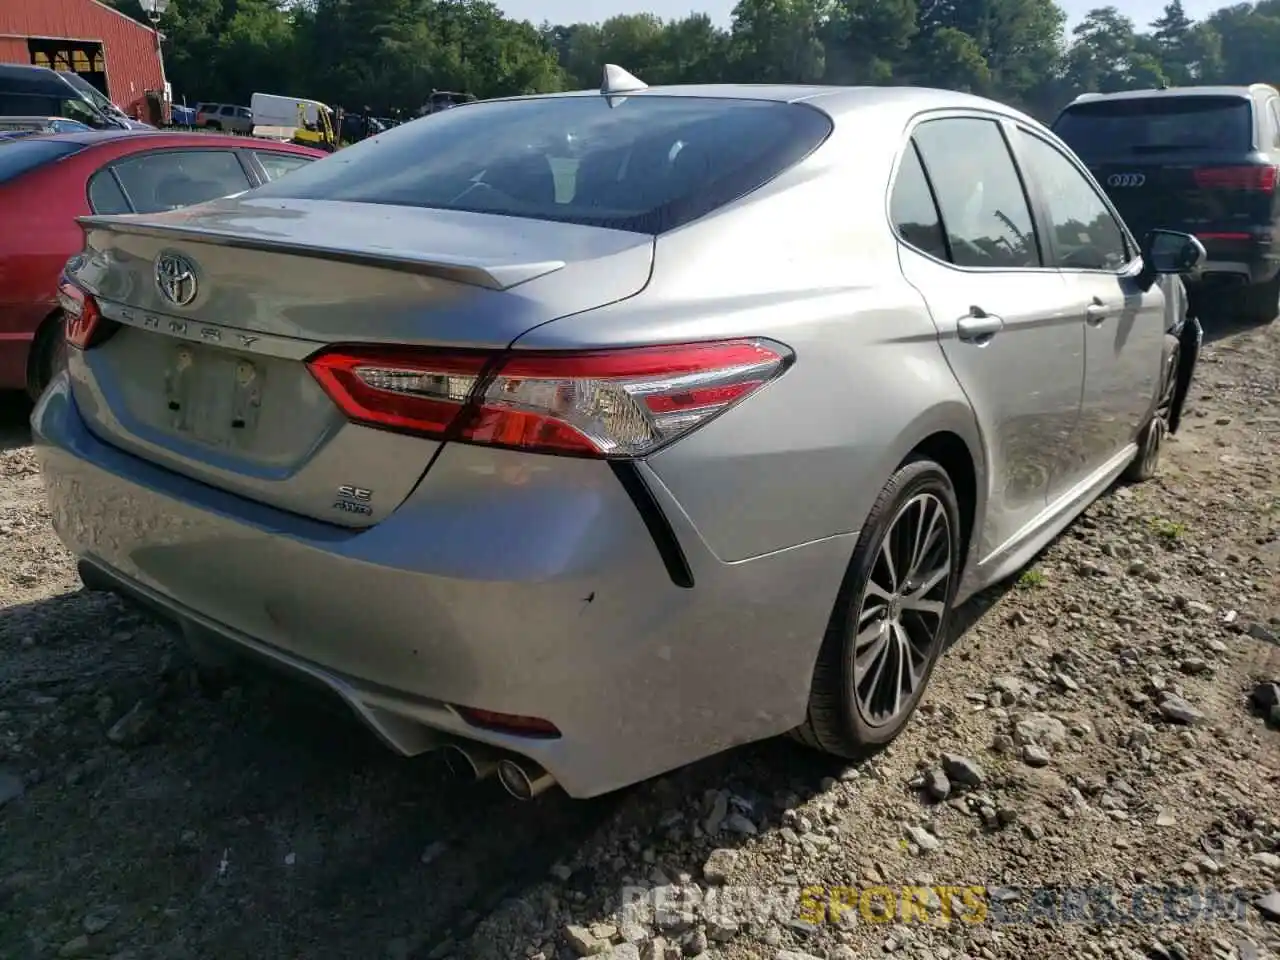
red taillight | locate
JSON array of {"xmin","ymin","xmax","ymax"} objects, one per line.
[
  {"xmin": 1193, "ymin": 165, "xmax": 1277, "ymax": 192},
  {"xmin": 57, "ymin": 279, "xmax": 102, "ymax": 349},
  {"xmin": 306, "ymin": 338, "xmax": 791, "ymax": 458}
]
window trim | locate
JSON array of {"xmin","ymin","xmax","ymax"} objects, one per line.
[
  {"xmin": 85, "ymin": 146, "xmax": 259, "ymax": 214},
  {"xmin": 1009, "ymin": 124, "xmax": 1143, "ymax": 278},
  {"xmin": 245, "ymin": 148, "xmax": 316, "ymax": 184},
  {"xmin": 885, "ymin": 107, "xmax": 1051, "ymax": 275}
]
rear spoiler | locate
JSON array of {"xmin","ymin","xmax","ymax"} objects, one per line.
[{"xmin": 74, "ymin": 214, "xmax": 567, "ymax": 291}]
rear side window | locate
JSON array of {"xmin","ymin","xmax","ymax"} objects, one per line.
[
  {"xmin": 1053, "ymin": 96, "xmax": 1254, "ymax": 160},
  {"xmin": 88, "ymin": 169, "xmax": 131, "ymax": 214},
  {"xmin": 110, "ymin": 150, "xmax": 253, "ymax": 213},
  {"xmin": 251, "ymin": 95, "xmax": 833, "ymax": 233},
  {"xmin": 255, "ymin": 151, "xmax": 312, "ymax": 181},
  {"xmin": 890, "ymin": 142, "xmax": 947, "ymax": 260},
  {"xmin": 0, "ymin": 139, "xmax": 84, "ymax": 185}
]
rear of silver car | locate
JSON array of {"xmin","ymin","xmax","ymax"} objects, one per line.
[{"xmin": 33, "ymin": 92, "xmax": 851, "ymax": 797}]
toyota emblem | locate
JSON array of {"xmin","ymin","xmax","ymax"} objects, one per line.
[
  {"xmin": 1107, "ymin": 173, "xmax": 1146, "ymax": 188},
  {"xmin": 155, "ymin": 252, "xmax": 198, "ymax": 307}
]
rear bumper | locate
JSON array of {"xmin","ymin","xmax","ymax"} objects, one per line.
[
  {"xmin": 31, "ymin": 376, "xmax": 853, "ymax": 798},
  {"xmin": 1188, "ymin": 235, "xmax": 1280, "ymax": 288}
]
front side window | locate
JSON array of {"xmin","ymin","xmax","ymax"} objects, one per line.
[
  {"xmin": 110, "ymin": 150, "xmax": 253, "ymax": 213},
  {"xmin": 1017, "ymin": 130, "xmax": 1130, "ymax": 272},
  {"xmin": 251, "ymin": 95, "xmax": 833, "ymax": 234},
  {"xmin": 889, "ymin": 141, "xmax": 947, "ymax": 261},
  {"xmin": 912, "ymin": 117, "xmax": 1041, "ymax": 269}
]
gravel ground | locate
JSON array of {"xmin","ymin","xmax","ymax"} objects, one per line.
[{"xmin": 1, "ymin": 316, "xmax": 1277, "ymax": 960}]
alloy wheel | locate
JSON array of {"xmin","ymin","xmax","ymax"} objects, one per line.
[{"xmin": 852, "ymin": 492, "xmax": 952, "ymax": 727}]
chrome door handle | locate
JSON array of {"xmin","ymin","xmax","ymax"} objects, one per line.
[
  {"xmin": 956, "ymin": 308, "xmax": 1005, "ymax": 344},
  {"xmin": 1085, "ymin": 299, "xmax": 1113, "ymax": 325}
]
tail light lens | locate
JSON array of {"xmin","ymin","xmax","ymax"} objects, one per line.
[
  {"xmin": 306, "ymin": 338, "xmax": 791, "ymax": 458},
  {"xmin": 57, "ymin": 278, "xmax": 103, "ymax": 349},
  {"xmin": 1193, "ymin": 165, "xmax": 1277, "ymax": 192}
]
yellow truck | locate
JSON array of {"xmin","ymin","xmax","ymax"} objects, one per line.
[{"xmin": 250, "ymin": 93, "xmax": 338, "ymax": 152}]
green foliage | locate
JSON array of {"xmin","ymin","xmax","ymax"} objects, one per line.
[{"xmin": 99, "ymin": 0, "xmax": 1280, "ymax": 119}]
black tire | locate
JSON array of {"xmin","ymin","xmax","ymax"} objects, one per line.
[
  {"xmin": 25, "ymin": 313, "xmax": 66, "ymax": 403},
  {"xmin": 1122, "ymin": 341, "xmax": 1179, "ymax": 484},
  {"xmin": 792, "ymin": 456, "xmax": 963, "ymax": 756},
  {"xmin": 1235, "ymin": 273, "xmax": 1280, "ymax": 325},
  {"xmin": 206, "ymin": 120, "xmax": 222, "ymax": 131}
]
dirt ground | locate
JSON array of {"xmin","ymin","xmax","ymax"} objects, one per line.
[{"xmin": 0, "ymin": 315, "xmax": 1276, "ymax": 960}]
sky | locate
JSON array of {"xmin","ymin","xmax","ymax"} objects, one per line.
[{"xmin": 495, "ymin": 0, "xmax": 1230, "ymax": 33}]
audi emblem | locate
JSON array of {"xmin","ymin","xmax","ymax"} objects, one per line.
[{"xmin": 1107, "ymin": 173, "xmax": 1146, "ymax": 188}]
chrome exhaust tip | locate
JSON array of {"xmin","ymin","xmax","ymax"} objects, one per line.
[
  {"xmin": 497, "ymin": 757, "xmax": 556, "ymax": 800},
  {"xmin": 442, "ymin": 743, "xmax": 498, "ymax": 781}
]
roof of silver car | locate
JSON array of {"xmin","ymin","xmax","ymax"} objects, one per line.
[
  {"xmin": 493, "ymin": 80, "xmax": 1032, "ymax": 122},
  {"xmin": 1070, "ymin": 84, "xmax": 1276, "ymax": 104}
]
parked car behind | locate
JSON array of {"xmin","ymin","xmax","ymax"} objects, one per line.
[
  {"xmin": 36, "ymin": 75, "xmax": 1205, "ymax": 801},
  {"xmin": 194, "ymin": 103, "xmax": 253, "ymax": 134},
  {"xmin": 0, "ymin": 130, "xmax": 323, "ymax": 399},
  {"xmin": 1053, "ymin": 84, "xmax": 1280, "ymax": 323},
  {"xmin": 0, "ymin": 63, "xmax": 142, "ymax": 131}
]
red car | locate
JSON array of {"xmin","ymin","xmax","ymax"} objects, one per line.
[{"xmin": 0, "ymin": 130, "xmax": 325, "ymax": 399}]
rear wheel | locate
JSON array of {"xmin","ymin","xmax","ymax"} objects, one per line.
[
  {"xmin": 1123, "ymin": 342, "xmax": 1179, "ymax": 484},
  {"xmin": 25, "ymin": 313, "xmax": 66, "ymax": 402},
  {"xmin": 793, "ymin": 457, "xmax": 962, "ymax": 756}
]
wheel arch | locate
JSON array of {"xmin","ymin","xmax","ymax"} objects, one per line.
[
  {"xmin": 882, "ymin": 403, "xmax": 988, "ymax": 587},
  {"xmin": 25, "ymin": 306, "xmax": 64, "ymax": 400}
]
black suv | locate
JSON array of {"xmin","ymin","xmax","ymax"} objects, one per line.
[{"xmin": 1053, "ymin": 84, "xmax": 1280, "ymax": 323}]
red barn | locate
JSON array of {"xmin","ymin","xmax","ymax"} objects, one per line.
[{"xmin": 0, "ymin": 0, "xmax": 166, "ymax": 123}]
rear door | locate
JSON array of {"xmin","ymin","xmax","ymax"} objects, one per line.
[
  {"xmin": 894, "ymin": 114, "xmax": 1085, "ymax": 564},
  {"xmin": 1053, "ymin": 94, "xmax": 1275, "ymax": 242},
  {"xmin": 1012, "ymin": 126, "xmax": 1165, "ymax": 482}
]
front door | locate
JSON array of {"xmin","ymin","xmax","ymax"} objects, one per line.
[
  {"xmin": 893, "ymin": 115, "xmax": 1086, "ymax": 565},
  {"xmin": 1012, "ymin": 127, "xmax": 1166, "ymax": 484}
]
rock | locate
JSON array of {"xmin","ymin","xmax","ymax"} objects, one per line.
[
  {"xmin": 82, "ymin": 908, "xmax": 117, "ymax": 934},
  {"xmin": 550, "ymin": 863, "xmax": 573, "ymax": 881},
  {"xmin": 940, "ymin": 753, "xmax": 985, "ymax": 788},
  {"xmin": 1022, "ymin": 744, "xmax": 1051, "ymax": 767},
  {"xmin": 1156, "ymin": 811, "xmax": 1177, "ymax": 828},
  {"xmin": 565, "ymin": 925, "xmax": 607, "ymax": 957},
  {"xmin": 58, "ymin": 936, "xmax": 92, "ymax": 958},
  {"xmin": 1272, "ymin": 704, "xmax": 1280, "ymax": 727},
  {"xmin": 704, "ymin": 792, "xmax": 728, "ymax": 835},
  {"xmin": 1014, "ymin": 713, "xmax": 1068, "ymax": 748},
  {"xmin": 590, "ymin": 923, "xmax": 617, "ymax": 942},
  {"xmin": 604, "ymin": 946, "xmax": 641, "ymax": 960},
  {"xmin": 775, "ymin": 951, "xmax": 824, "ymax": 960},
  {"xmin": 905, "ymin": 824, "xmax": 941, "ymax": 851},
  {"xmin": 1157, "ymin": 695, "xmax": 1204, "ymax": 725},
  {"xmin": 725, "ymin": 813, "xmax": 757, "ymax": 835},
  {"xmin": 1246, "ymin": 622, "xmax": 1278, "ymax": 644},
  {"xmin": 106, "ymin": 700, "xmax": 159, "ymax": 747},
  {"xmin": 420, "ymin": 841, "xmax": 447, "ymax": 865},
  {"xmin": 1255, "ymin": 890, "xmax": 1280, "ymax": 922},
  {"xmin": 1250, "ymin": 852, "xmax": 1280, "ymax": 870},
  {"xmin": 0, "ymin": 767, "xmax": 24, "ymax": 808},
  {"xmin": 682, "ymin": 927, "xmax": 710, "ymax": 953},
  {"xmin": 923, "ymin": 768, "xmax": 951, "ymax": 801},
  {"xmin": 641, "ymin": 939, "xmax": 675, "ymax": 960},
  {"xmin": 702, "ymin": 848, "xmax": 738, "ymax": 884}
]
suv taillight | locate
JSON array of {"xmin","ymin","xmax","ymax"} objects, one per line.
[
  {"xmin": 306, "ymin": 339, "xmax": 792, "ymax": 458},
  {"xmin": 57, "ymin": 278, "xmax": 103, "ymax": 349},
  {"xmin": 1193, "ymin": 165, "xmax": 1277, "ymax": 192}
]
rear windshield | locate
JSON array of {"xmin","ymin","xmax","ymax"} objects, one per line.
[
  {"xmin": 1053, "ymin": 96, "xmax": 1253, "ymax": 159},
  {"xmin": 0, "ymin": 139, "xmax": 84, "ymax": 185},
  {"xmin": 251, "ymin": 95, "xmax": 833, "ymax": 233}
]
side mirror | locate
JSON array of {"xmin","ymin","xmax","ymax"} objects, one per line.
[{"xmin": 1143, "ymin": 229, "xmax": 1206, "ymax": 275}]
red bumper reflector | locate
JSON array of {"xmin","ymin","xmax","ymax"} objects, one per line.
[{"xmin": 456, "ymin": 707, "xmax": 561, "ymax": 738}]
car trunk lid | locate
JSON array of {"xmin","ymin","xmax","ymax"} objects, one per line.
[{"xmin": 64, "ymin": 196, "xmax": 654, "ymax": 527}]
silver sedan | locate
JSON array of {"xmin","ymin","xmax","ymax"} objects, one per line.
[{"xmin": 33, "ymin": 68, "xmax": 1204, "ymax": 799}]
